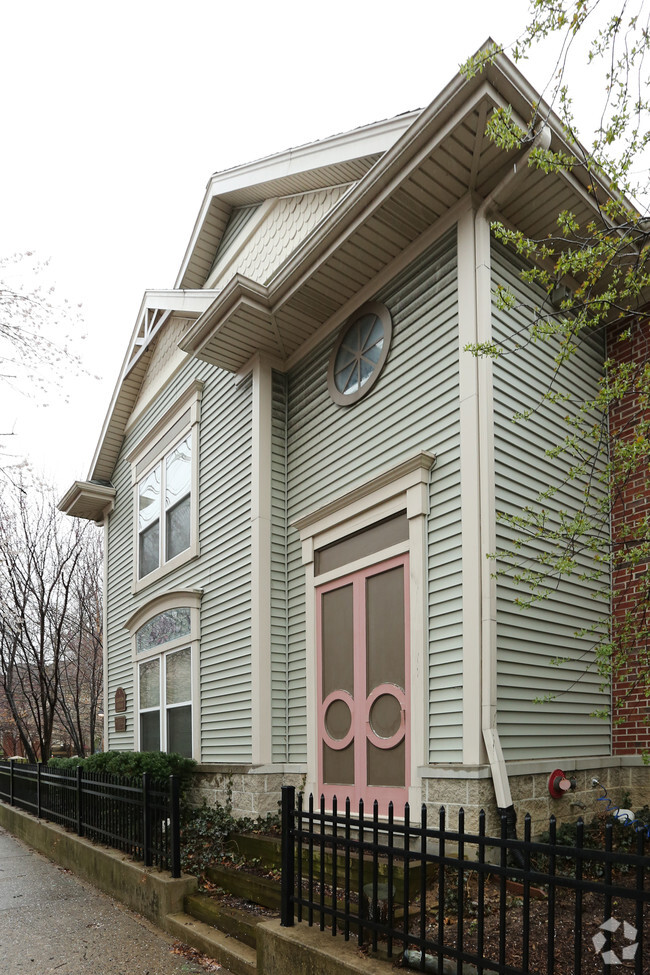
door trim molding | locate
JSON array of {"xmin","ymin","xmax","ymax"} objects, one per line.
[{"xmin": 297, "ymin": 451, "xmax": 434, "ymax": 809}]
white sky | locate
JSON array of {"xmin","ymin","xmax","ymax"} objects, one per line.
[{"xmin": 0, "ymin": 1, "xmax": 584, "ymax": 492}]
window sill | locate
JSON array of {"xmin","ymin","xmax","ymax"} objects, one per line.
[{"xmin": 132, "ymin": 542, "xmax": 200, "ymax": 595}]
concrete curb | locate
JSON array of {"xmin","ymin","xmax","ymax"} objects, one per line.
[
  {"xmin": 0, "ymin": 800, "xmax": 197, "ymax": 926},
  {"xmin": 257, "ymin": 918, "xmax": 394, "ymax": 975}
]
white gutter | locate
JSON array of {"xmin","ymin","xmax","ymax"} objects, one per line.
[{"xmin": 474, "ymin": 126, "xmax": 552, "ymax": 811}]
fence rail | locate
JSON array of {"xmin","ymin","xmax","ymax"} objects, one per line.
[
  {"xmin": 0, "ymin": 760, "xmax": 180, "ymax": 877},
  {"xmin": 280, "ymin": 786, "xmax": 650, "ymax": 975}
]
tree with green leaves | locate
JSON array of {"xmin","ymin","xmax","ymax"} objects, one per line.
[{"xmin": 462, "ymin": 2, "xmax": 650, "ymax": 743}]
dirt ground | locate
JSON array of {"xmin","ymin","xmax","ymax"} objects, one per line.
[
  {"xmin": 202, "ymin": 869, "xmax": 646, "ymax": 974},
  {"xmin": 411, "ymin": 873, "xmax": 647, "ymax": 975}
]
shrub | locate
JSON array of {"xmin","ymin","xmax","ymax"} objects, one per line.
[
  {"xmin": 47, "ymin": 756, "xmax": 84, "ymax": 770},
  {"xmin": 47, "ymin": 751, "xmax": 197, "ymax": 790}
]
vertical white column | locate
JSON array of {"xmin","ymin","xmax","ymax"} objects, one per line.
[
  {"xmin": 302, "ymin": 537, "xmax": 318, "ymax": 799},
  {"xmin": 251, "ymin": 355, "xmax": 273, "ymax": 764},
  {"xmin": 474, "ymin": 211, "xmax": 499, "ymax": 762},
  {"xmin": 407, "ymin": 480, "xmax": 429, "ymax": 806},
  {"xmin": 102, "ymin": 508, "xmax": 111, "ymax": 752},
  {"xmin": 457, "ymin": 206, "xmax": 485, "ymax": 765}
]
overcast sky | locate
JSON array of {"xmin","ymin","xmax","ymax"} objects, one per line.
[{"xmin": 0, "ymin": 1, "xmax": 583, "ymax": 492}]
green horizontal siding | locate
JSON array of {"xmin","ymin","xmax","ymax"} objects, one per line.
[
  {"xmin": 491, "ymin": 241, "xmax": 610, "ymax": 760},
  {"xmin": 285, "ymin": 232, "xmax": 462, "ymax": 763},
  {"xmin": 105, "ymin": 357, "xmax": 253, "ymax": 762}
]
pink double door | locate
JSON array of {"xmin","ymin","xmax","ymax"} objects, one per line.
[{"xmin": 316, "ymin": 554, "xmax": 410, "ymax": 815}]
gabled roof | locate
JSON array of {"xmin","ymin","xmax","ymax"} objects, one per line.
[
  {"xmin": 86, "ymin": 289, "xmax": 216, "ymax": 484},
  {"xmin": 180, "ymin": 49, "xmax": 615, "ymax": 375},
  {"xmin": 62, "ymin": 41, "xmax": 623, "ymax": 501},
  {"xmin": 175, "ymin": 112, "xmax": 420, "ymax": 291}
]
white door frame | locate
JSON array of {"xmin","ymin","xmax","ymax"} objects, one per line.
[{"xmin": 294, "ymin": 451, "xmax": 435, "ymax": 810}]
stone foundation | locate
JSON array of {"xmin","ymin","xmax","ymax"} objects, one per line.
[
  {"xmin": 422, "ymin": 759, "xmax": 650, "ymax": 837},
  {"xmin": 186, "ymin": 759, "xmax": 650, "ymax": 837},
  {"xmin": 187, "ymin": 764, "xmax": 306, "ymax": 819}
]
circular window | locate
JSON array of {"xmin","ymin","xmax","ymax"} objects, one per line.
[{"xmin": 327, "ymin": 302, "xmax": 392, "ymax": 406}]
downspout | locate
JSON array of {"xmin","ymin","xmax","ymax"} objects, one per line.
[{"xmin": 474, "ymin": 127, "xmax": 551, "ymax": 832}]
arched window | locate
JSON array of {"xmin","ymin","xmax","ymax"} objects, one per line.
[{"xmin": 126, "ymin": 591, "xmax": 201, "ymax": 759}]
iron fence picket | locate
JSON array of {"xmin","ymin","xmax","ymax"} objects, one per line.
[
  {"xmin": 438, "ymin": 804, "xmax": 447, "ymax": 975},
  {"xmin": 308, "ymin": 793, "xmax": 314, "ymax": 927},
  {"xmin": 499, "ymin": 812, "xmax": 507, "ymax": 972},
  {"xmin": 574, "ymin": 817, "xmax": 583, "ymax": 975},
  {"xmin": 636, "ymin": 828, "xmax": 644, "ymax": 975},
  {"xmin": 477, "ymin": 810, "xmax": 487, "ymax": 975},
  {"xmin": 358, "ymin": 798, "xmax": 365, "ymax": 947},
  {"xmin": 387, "ymin": 801, "xmax": 394, "ymax": 958},
  {"xmin": 343, "ymin": 796, "xmax": 350, "ymax": 939},
  {"xmin": 522, "ymin": 813, "xmax": 531, "ymax": 975},
  {"xmin": 331, "ymin": 795, "xmax": 338, "ymax": 938},
  {"xmin": 297, "ymin": 790, "xmax": 304, "ymax": 924},
  {"xmin": 0, "ymin": 761, "xmax": 178, "ymax": 875},
  {"xmin": 319, "ymin": 794, "xmax": 326, "ymax": 932},
  {"xmin": 280, "ymin": 787, "xmax": 650, "ymax": 975}
]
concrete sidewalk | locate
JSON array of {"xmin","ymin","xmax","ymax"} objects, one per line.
[{"xmin": 0, "ymin": 826, "xmax": 215, "ymax": 975}]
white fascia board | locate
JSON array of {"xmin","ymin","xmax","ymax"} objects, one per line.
[
  {"xmin": 267, "ymin": 81, "xmax": 493, "ymax": 307},
  {"xmin": 203, "ymin": 112, "xmax": 421, "ymax": 198},
  {"xmin": 139, "ymin": 289, "xmax": 218, "ymax": 315}
]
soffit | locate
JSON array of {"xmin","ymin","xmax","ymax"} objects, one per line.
[{"xmin": 58, "ymin": 481, "xmax": 116, "ymax": 523}]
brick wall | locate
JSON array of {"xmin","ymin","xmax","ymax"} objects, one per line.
[{"xmin": 608, "ymin": 316, "xmax": 650, "ymax": 753}]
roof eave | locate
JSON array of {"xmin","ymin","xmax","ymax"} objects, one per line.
[{"xmin": 58, "ymin": 480, "xmax": 116, "ymax": 523}]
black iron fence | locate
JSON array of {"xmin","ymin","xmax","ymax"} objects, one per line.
[
  {"xmin": 0, "ymin": 760, "xmax": 181, "ymax": 877},
  {"xmin": 280, "ymin": 786, "xmax": 650, "ymax": 975}
]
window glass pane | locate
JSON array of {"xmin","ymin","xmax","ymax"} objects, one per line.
[
  {"xmin": 343, "ymin": 364, "xmax": 360, "ymax": 394},
  {"xmin": 166, "ymin": 648, "xmax": 191, "ymax": 705},
  {"xmin": 362, "ymin": 317, "xmax": 383, "ymax": 351},
  {"xmin": 357, "ymin": 314, "xmax": 377, "ymax": 348},
  {"xmin": 136, "ymin": 608, "xmax": 191, "ymax": 654},
  {"xmin": 138, "ymin": 466, "xmax": 161, "ymax": 530},
  {"xmin": 336, "ymin": 345, "xmax": 356, "ymax": 370},
  {"xmin": 140, "ymin": 710, "xmax": 160, "ymax": 752},
  {"xmin": 335, "ymin": 360, "xmax": 356, "ymax": 394},
  {"xmin": 167, "ymin": 705, "xmax": 192, "ymax": 757},
  {"xmin": 139, "ymin": 521, "xmax": 160, "ymax": 578},
  {"xmin": 359, "ymin": 358, "xmax": 374, "ymax": 384},
  {"xmin": 363, "ymin": 341, "xmax": 383, "ymax": 364},
  {"xmin": 166, "ymin": 496, "xmax": 191, "ymax": 561},
  {"xmin": 139, "ymin": 658, "xmax": 160, "ymax": 709},
  {"xmin": 166, "ymin": 435, "xmax": 191, "ymax": 509}
]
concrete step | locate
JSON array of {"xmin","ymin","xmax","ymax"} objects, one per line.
[
  {"xmin": 185, "ymin": 891, "xmax": 274, "ymax": 949},
  {"xmin": 165, "ymin": 911, "xmax": 257, "ymax": 975},
  {"xmin": 230, "ymin": 831, "xmax": 436, "ymax": 899},
  {"xmin": 205, "ymin": 864, "xmax": 281, "ymax": 911}
]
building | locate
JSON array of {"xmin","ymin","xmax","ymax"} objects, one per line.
[{"xmin": 60, "ymin": 45, "xmax": 649, "ymax": 832}]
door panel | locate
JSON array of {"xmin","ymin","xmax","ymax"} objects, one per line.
[{"xmin": 317, "ymin": 554, "xmax": 410, "ymax": 814}]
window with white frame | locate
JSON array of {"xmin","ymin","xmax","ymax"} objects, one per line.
[
  {"xmin": 127, "ymin": 595, "xmax": 201, "ymax": 760},
  {"xmin": 129, "ymin": 381, "xmax": 202, "ymax": 590},
  {"xmin": 138, "ymin": 433, "xmax": 192, "ymax": 578},
  {"xmin": 139, "ymin": 645, "xmax": 193, "ymax": 757}
]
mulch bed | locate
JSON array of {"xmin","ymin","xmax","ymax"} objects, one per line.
[{"xmin": 409, "ymin": 871, "xmax": 647, "ymax": 975}]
